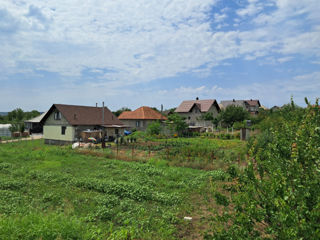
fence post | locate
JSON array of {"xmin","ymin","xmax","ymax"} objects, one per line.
[
  {"xmin": 132, "ymin": 144, "xmax": 134, "ymax": 161},
  {"xmin": 116, "ymin": 140, "xmax": 119, "ymax": 157}
]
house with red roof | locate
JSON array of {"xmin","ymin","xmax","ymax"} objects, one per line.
[
  {"xmin": 175, "ymin": 98, "xmax": 221, "ymax": 127},
  {"xmin": 118, "ymin": 106, "xmax": 167, "ymax": 131}
]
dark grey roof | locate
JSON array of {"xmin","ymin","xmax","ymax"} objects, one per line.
[{"xmin": 220, "ymin": 100, "xmax": 247, "ymax": 109}]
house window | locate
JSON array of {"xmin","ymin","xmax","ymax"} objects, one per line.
[
  {"xmin": 115, "ymin": 129, "xmax": 119, "ymax": 135},
  {"xmin": 136, "ymin": 121, "xmax": 140, "ymax": 127},
  {"xmin": 54, "ymin": 111, "xmax": 61, "ymax": 120},
  {"xmin": 61, "ymin": 126, "xmax": 66, "ymax": 135}
]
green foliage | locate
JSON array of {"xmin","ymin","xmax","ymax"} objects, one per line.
[
  {"xmin": 3, "ymin": 108, "xmax": 40, "ymax": 123},
  {"xmin": 146, "ymin": 121, "xmax": 162, "ymax": 135},
  {"xmin": 200, "ymin": 112, "xmax": 215, "ymax": 121},
  {"xmin": 0, "ymin": 213, "xmax": 91, "ymax": 240},
  {"xmin": 220, "ymin": 105, "xmax": 249, "ymax": 127},
  {"xmin": 232, "ymin": 121, "xmax": 245, "ymax": 129},
  {"xmin": 211, "ymin": 101, "xmax": 320, "ymax": 239},
  {"xmin": 166, "ymin": 113, "xmax": 188, "ymax": 136},
  {"xmin": 0, "ymin": 139, "xmax": 213, "ymax": 239},
  {"xmin": 113, "ymin": 107, "xmax": 131, "ymax": 117}
]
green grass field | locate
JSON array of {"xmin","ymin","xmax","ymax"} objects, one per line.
[{"xmin": 0, "ymin": 139, "xmax": 233, "ymax": 239}]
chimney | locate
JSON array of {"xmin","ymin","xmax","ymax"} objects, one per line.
[
  {"xmin": 102, "ymin": 101, "xmax": 105, "ymax": 125},
  {"xmin": 96, "ymin": 103, "xmax": 98, "ymax": 107},
  {"xmin": 196, "ymin": 97, "xmax": 199, "ymax": 100},
  {"xmin": 161, "ymin": 104, "xmax": 163, "ymax": 112}
]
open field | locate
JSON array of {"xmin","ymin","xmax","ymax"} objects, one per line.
[{"xmin": 0, "ymin": 139, "xmax": 236, "ymax": 239}]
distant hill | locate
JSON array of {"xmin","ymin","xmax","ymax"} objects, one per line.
[{"xmin": 0, "ymin": 112, "xmax": 8, "ymax": 116}]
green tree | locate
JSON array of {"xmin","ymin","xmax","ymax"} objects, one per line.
[
  {"xmin": 210, "ymin": 100, "xmax": 320, "ymax": 239},
  {"xmin": 200, "ymin": 112, "xmax": 214, "ymax": 121},
  {"xmin": 146, "ymin": 121, "xmax": 162, "ymax": 135},
  {"xmin": 113, "ymin": 107, "xmax": 131, "ymax": 117},
  {"xmin": 166, "ymin": 113, "xmax": 188, "ymax": 136},
  {"xmin": 220, "ymin": 105, "xmax": 249, "ymax": 127}
]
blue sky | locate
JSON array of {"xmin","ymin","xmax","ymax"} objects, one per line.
[{"xmin": 0, "ymin": 0, "xmax": 319, "ymax": 111}]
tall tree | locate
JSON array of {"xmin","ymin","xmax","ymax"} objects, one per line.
[{"xmin": 220, "ymin": 105, "xmax": 249, "ymax": 127}]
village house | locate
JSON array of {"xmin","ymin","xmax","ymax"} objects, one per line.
[
  {"xmin": 41, "ymin": 103, "xmax": 125, "ymax": 145},
  {"xmin": 175, "ymin": 98, "xmax": 221, "ymax": 128},
  {"xmin": 118, "ymin": 106, "xmax": 167, "ymax": 131},
  {"xmin": 220, "ymin": 99, "xmax": 261, "ymax": 115}
]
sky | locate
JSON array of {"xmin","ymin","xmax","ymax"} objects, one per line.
[{"xmin": 0, "ymin": 0, "xmax": 319, "ymax": 112}]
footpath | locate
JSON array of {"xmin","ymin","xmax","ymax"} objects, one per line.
[{"xmin": 0, "ymin": 135, "xmax": 43, "ymax": 144}]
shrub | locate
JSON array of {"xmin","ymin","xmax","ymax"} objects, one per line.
[
  {"xmin": 211, "ymin": 101, "xmax": 320, "ymax": 239},
  {"xmin": 146, "ymin": 121, "xmax": 162, "ymax": 135}
]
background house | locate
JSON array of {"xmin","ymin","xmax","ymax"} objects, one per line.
[
  {"xmin": 41, "ymin": 104, "xmax": 124, "ymax": 145},
  {"xmin": 175, "ymin": 98, "xmax": 220, "ymax": 127},
  {"xmin": 220, "ymin": 99, "xmax": 261, "ymax": 115},
  {"xmin": 118, "ymin": 106, "xmax": 167, "ymax": 131}
]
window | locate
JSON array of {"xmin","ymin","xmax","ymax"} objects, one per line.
[
  {"xmin": 115, "ymin": 129, "xmax": 119, "ymax": 135},
  {"xmin": 61, "ymin": 126, "xmax": 66, "ymax": 135},
  {"xmin": 54, "ymin": 111, "xmax": 61, "ymax": 120},
  {"xmin": 136, "ymin": 121, "xmax": 140, "ymax": 127}
]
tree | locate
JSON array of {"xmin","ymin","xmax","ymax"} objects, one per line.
[
  {"xmin": 220, "ymin": 105, "xmax": 249, "ymax": 127},
  {"xmin": 113, "ymin": 107, "xmax": 131, "ymax": 117},
  {"xmin": 200, "ymin": 112, "xmax": 214, "ymax": 121},
  {"xmin": 166, "ymin": 113, "xmax": 188, "ymax": 136},
  {"xmin": 146, "ymin": 121, "xmax": 162, "ymax": 135},
  {"xmin": 210, "ymin": 100, "xmax": 320, "ymax": 239}
]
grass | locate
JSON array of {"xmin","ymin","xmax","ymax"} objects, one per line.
[
  {"xmin": 97, "ymin": 137, "xmax": 247, "ymax": 170},
  {"xmin": 0, "ymin": 139, "xmax": 233, "ymax": 239}
]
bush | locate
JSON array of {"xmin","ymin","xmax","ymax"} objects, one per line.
[
  {"xmin": 146, "ymin": 121, "xmax": 162, "ymax": 135},
  {"xmin": 211, "ymin": 101, "xmax": 320, "ymax": 239}
]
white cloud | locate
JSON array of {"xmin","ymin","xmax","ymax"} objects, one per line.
[
  {"xmin": 236, "ymin": 0, "xmax": 263, "ymax": 17},
  {"xmin": 1, "ymin": 0, "xmax": 320, "ymax": 111},
  {"xmin": 1, "ymin": 0, "xmax": 319, "ymax": 83}
]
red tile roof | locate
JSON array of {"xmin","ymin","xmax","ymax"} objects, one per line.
[
  {"xmin": 246, "ymin": 100, "xmax": 261, "ymax": 107},
  {"xmin": 42, "ymin": 104, "xmax": 123, "ymax": 126},
  {"xmin": 175, "ymin": 99, "xmax": 220, "ymax": 113},
  {"xmin": 118, "ymin": 106, "xmax": 167, "ymax": 120}
]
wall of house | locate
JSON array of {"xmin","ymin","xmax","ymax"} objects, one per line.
[
  {"xmin": 178, "ymin": 105, "xmax": 219, "ymax": 127},
  {"xmin": 105, "ymin": 128, "xmax": 124, "ymax": 137},
  {"xmin": 43, "ymin": 125, "xmax": 75, "ymax": 142},
  {"xmin": 120, "ymin": 119, "xmax": 157, "ymax": 131},
  {"xmin": 43, "ymin": 110, "xmax": 75, "ymax": 144},
  {"xmin": 45, "ymin": 110, "xmax": 69, "ymax": 125}
]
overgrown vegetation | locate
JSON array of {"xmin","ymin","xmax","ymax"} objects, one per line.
[{"xmin": 209, "ymin": 100, "xmax": 320, "ymax": 239}]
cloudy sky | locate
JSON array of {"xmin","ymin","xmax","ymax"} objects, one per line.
[{"xmin": 1, "ymin": 0, "xmax": 319, "ymax": 111}]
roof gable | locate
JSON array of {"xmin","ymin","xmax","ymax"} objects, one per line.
[
  {"xmin": 246, "ymin": 99, "xmax": 261, "ymax": 107},
  {"xmin": 118, "ymin": 106, "xmax": 167, "ymax": 120},
  {"xmin": 41, "ymin": 104, "xmax": 123, "ymax": 126},
  {"xmin": 175, "ymin": 99, "xmax": 220, "ymax": 113}
]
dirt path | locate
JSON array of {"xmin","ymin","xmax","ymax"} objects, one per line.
[{"xmin": 0, "ymin": 135, "xmax": 43, "ymax": 144}]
